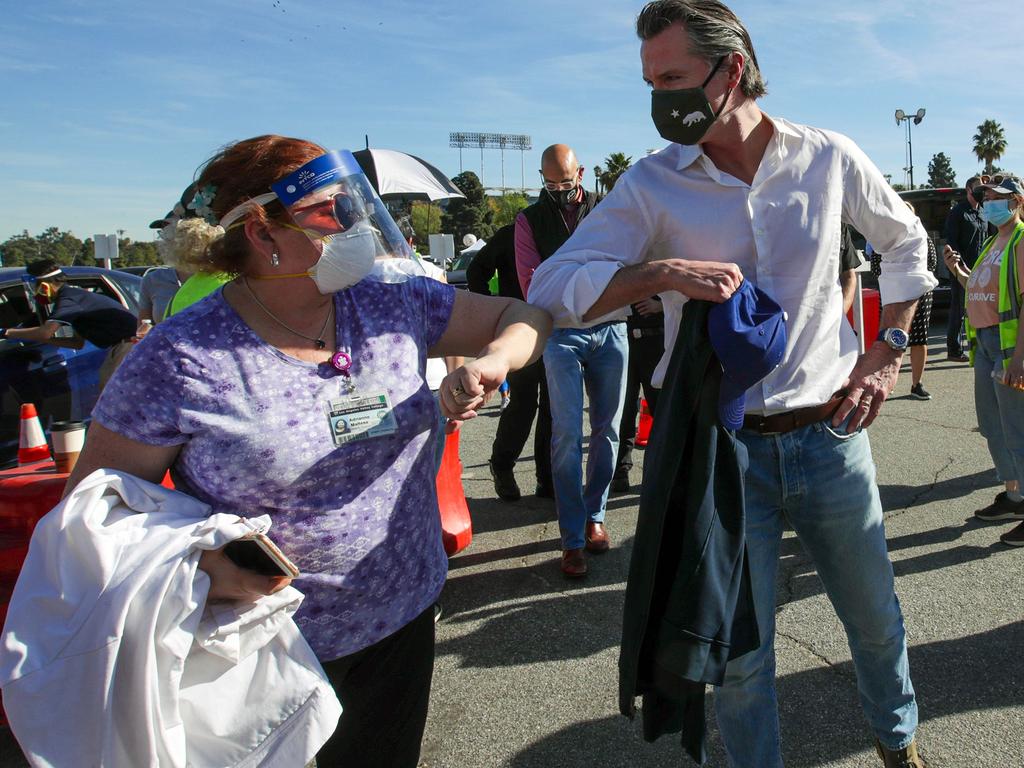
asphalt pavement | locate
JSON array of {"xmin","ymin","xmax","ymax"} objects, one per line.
[
  {"xmin": 421, "ymin": 327, "xmax": 1023, "ymax": 768},
  {"xmin": 0, "ymin": 327, "xmax": 1019, "ymax": 768}
]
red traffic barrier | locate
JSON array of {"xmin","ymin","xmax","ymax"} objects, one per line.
[
  {"xmin": 17, "ymin": 404, "xmax": 50, "ymax": 466},
  {"xmin": 436, "ymin": 430, "xmax": 472, "ymax": 557},
  {"xmin": 636, "ymin": 399, "xmax": 653, "ymax": 448},
  {"xmin": 847, "ymin": 287, "xmax": 881, "ymax": 345}
]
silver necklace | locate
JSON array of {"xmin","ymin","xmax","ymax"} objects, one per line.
[{"xmin": 242, "ymin": 277, "xmax": 334, "ymax": 349}]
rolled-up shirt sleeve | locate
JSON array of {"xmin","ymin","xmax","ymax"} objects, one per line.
[
  {"xmin": 528, "ymin": 177, "xmax": 652, "ymax": 326},
  {"xmin": 840, "ymin": 137, "xmax": 938, "ymax": 305}
]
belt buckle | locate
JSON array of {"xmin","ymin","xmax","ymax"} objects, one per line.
[{"xmin": 752, "ymin": 417, "xmax": 782, "ymax": 436}]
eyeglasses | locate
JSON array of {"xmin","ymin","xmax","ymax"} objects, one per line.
[
  {"xmin": 290, "ymin": 192, "xmax": 365, "ymax": 234},
  {"xmin": 540, "ymin": 170, "xmax": 582, "ymax": 192}
]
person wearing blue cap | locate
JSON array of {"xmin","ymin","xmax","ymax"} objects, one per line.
[{"xmin": 528, "ymin": 2, "xmax": 936, "ymax": 766}]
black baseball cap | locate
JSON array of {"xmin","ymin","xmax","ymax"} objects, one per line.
[{"xmin": 149, "ymin": 182, "xmax": 198, "ymax": 229}]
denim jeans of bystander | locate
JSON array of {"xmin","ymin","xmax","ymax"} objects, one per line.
[{"xmin": 543, "ymin": 323, "xmax": 628, "ymax": 550}]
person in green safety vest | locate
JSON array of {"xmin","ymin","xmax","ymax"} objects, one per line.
[{"xmin": 944, "ymin": 175, "xmax": 1024, "ymax": 547}]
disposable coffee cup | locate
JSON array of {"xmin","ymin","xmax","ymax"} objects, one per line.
[{"xmin": 51, "ymin": 421, "xmax": 86, "ymax": 475}]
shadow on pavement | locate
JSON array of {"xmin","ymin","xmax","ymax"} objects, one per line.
[
  {"xmin": 878, "ymin": 468, "xmax": 998, "ymax": 511},
  {"xmin": 505, "ymin": 622, "xmax": 1024, "ymax": 767}
]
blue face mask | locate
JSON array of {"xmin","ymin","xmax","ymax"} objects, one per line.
[{"xmin": 983, "ymin": 199, "xmax": 1016, "ymax": 226}]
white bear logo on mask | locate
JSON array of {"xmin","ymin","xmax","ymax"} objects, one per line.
[{"xmin": 682, "ymin": 111, "xmax": 707, "ymax": 126}]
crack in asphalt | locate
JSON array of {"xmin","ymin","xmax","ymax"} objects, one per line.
[
  {"xmin": 883, "ymin": 453, "xmax": 958, "ymax": 522},
  {"xmin": 775, "ymin": 629, "xmax": 859, "ymax": 686},
  {"xmin": 882, "ymin": 413, "xmax": 978, "ymax": 433}
]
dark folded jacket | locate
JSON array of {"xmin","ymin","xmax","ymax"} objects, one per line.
[{"xmin": 618, "ymin": 299, "xmax": 760, "ymax": 765}]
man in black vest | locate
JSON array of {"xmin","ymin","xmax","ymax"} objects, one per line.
[
  {"xmin": 467, "ymin": 223, "xmax": 554, "ymax": 501},
  {"xmin": 516, "ymin": 144, "xmax": 627, "ymax": 577}
]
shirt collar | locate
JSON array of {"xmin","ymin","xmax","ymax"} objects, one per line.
[{"xmin": 671, "ymin": 111, "xmax": 790, "ymax": 176}]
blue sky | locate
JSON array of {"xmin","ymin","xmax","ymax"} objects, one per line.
[{"xmin": 4, "ymin": 0, "xmax": 1023, "ymax": 244}]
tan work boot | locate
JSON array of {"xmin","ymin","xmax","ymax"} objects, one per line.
[{"xmin": 875, "ymin": 738, "xmax": 926, "ymax": 768}]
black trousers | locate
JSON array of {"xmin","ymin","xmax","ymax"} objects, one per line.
[
  {"xmin": 616, "ymin": 332, "xmax": 663, "ymax": 473},
  {"xmin": 317, "ymin": 606, "xmax": 436, "ymax": 768},
  {"xmin": 947, "ymin": 279, "xmax": 966, "ymax": 355},
  {"xmin": 489, "ymin": 357, "xmax": 553, "ymax": 487}
]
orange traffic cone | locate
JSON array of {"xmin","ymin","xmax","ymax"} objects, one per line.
[
  {"xmin": 636, "ymin": 398, "xmax": 653, "ymax": 448},
  {"xmin": 18, "ymin": 403, "xmax": 51, "ymax": 465}
]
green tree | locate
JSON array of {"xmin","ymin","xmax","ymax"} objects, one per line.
[
  {"xmin": 118, "ymin": 239, "xmax": 161, "ymax": 267},
  {"xmin": 441, "ymin": 171, "xmax": 494, "ymax": 243},
  {"xmin": 972, "ymin": 119, "xmax": 1008, "ymax": 175},
  {"xmin": 410, "ymin": 201, "xmax": 443, "ymax": 248},
  {"xmin": 599, "ymin": 152, "xmax": 633, "ymax": 191},
  {"xmin": 488, "ymin": 193, "xmax": 529, "ymax": 229},
  {"xmin": 927, "ymin": 152, "xmax": 957, "ymax": 188},
  {"xmin": 0, "ymin": 231, "xmax": 43, "ymax": 266},
  {"xmin": 0, "ymin": 229, "xmax": 162, "ymax": 268}
]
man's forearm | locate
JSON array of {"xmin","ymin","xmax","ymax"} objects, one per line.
[
  {"xmin": 880, "ymin": 298, "xmax": 918, "ymax": 333},
  {"xmin": 582, "ymin": 262, "xmax": 670, "ymax": 322},
  {"xmin": 581, "ymin": 258, "xmax": 743, "ymax": 322},
  {"xmin": 4, "ymin": 327, "xmax": 53, "ymax": 344},
  {"xmin": 840, "ymin": 270, "xmax": 857, "ymax": 315}
]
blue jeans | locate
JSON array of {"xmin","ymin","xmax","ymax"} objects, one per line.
[
  {"xmin": 973, "ymin": 326, "xmax": 1024, "ymax": 487},
  {"xmin": 544, "ymin": 323, "xmax": 628, "ymax": 550},
  {"xmin": 716, "ymin": 419, "xmax": 917, "ymax": 767}
]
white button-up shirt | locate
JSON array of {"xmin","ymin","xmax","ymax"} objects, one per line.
[{"xmin": 528, "ymin": 116, "xmax": 938, "ymax": 414}]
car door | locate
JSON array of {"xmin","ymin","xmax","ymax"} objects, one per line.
[
  {"xmin": 56, "ymin": 274, "xmax": 140, "ymax": 421},
  {"xmin": 0, "ymin": 280, "xmax": 82, "ymax": 463}
]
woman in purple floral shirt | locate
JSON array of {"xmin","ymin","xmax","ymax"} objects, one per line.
[{"xmin": 65, "ymin": 135, "xmax": 550, "ymax": 767}]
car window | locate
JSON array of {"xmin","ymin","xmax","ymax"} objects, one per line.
[
  {"xmin": 64, "ymin": 275, "xmax": 139, "ymax": 314},
  {"xmin": 0, "ymin": 283, "xmax": 36, "ymax": 329}
]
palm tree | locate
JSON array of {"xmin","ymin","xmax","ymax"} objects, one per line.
[
  {"xmin": 600, "ymin": 152, "xmax": 633, "ymax": 191},
  {"xmin": 592, "ymin": 162, "xmax": 604, "ymax": 195},
  {"xmin": 972, "ymin": 120, "xmax": 1008, "ymax": 175}
]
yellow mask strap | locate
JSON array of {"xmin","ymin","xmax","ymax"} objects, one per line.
[{"xmin": 279, "ymin": 221, "xmax": 331, "ymax": 242}]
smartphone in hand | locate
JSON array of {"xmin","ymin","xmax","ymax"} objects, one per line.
[{"xmin": 223, "ymin": 532, "xmax": 300, "ymax": 578}]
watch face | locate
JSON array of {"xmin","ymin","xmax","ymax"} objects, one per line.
[{"xmin": 889, "ymin": 328, "xmax": 908, "ymax": 347}]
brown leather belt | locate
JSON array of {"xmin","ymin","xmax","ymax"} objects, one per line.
[{"xmin": 742, "ymin": 393, "xmax": 846, "ymax": 435}]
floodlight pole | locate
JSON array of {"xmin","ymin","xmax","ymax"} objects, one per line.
[
  {"xmin": 895, "ymin": 108, "xmax": 925, "ymax": 189},
  {"xmin": 450, "ymin": 132, "xmax": 533, "ymax": 192}
]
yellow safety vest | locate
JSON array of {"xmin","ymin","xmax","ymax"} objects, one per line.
[{"xmin": 965, "ymin": 221, "xmax": 1023, "ymax": 370}]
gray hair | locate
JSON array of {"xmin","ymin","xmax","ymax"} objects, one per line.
[{"xmin": 636, "ymin": 0, "xmax": 767, "ymax": 99}]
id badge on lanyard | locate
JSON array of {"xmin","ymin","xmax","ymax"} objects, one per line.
[{"xmin": 324, "ymin": 390, "xmax": 398, "ymax": 446}]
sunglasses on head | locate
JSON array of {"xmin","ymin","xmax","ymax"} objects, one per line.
[{"xmin": 289, "ymin": 192, "xmax": 365, "ymax": 234}]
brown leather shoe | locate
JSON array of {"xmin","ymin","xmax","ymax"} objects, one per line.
[
  {"xmin": 875, "ymin": 738, "xmax": 926, "ymax": 768},
  {"xmin": 585, "ymin": 522, "xmax": 611, "ymax": 553},
  {"xmin": 561, "ymin": 548, "xmax": 587, "ymax": 577}
]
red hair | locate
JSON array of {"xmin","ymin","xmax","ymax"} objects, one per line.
[{"xmin": 185, "ymin": 134, "xmax": 326, "ymax": 274}]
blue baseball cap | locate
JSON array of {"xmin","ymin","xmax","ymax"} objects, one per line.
[{"xmin": 708, "ymin": 281, "xmax": 788, "ymax": 431}]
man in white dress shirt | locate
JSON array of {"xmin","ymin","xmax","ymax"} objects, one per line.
[{"xmin": 528, "ymin": 2, "xmax": 934, "ymax": 766}]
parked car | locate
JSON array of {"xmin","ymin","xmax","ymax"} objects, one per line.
[
  {"xmin": 850, "ymin": 187, "xmax": 961, "ymax": 311},
  {"xmin": 115, "ymin": 265, "xmax": 155, "ymax": 277},
  {"xmin": 0, "ymin": 266, "xmax": 142, "ymax": 467},
  {"xmin": 445, "ymin": 250, "xmax": 476, "ymax": 290}
]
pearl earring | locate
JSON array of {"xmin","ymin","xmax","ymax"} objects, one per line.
[{"xmin": 271, "ymin": 252, "xmax": 280, "ymax": 267}]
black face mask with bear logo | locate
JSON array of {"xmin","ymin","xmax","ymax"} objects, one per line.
[{"xmin": 650, "ymin": 56, "xmax": 730, "ymax": 146}]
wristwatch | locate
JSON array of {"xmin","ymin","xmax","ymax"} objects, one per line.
[{"xmin": 877, "ymin": 327, "xmax": 909, "ymax": 352}]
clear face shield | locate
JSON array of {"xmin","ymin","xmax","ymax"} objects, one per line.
[{"xmin": 221, "ymin": 150, "xmax": 419, "ymax": 293}]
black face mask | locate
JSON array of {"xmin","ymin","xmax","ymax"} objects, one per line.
[
  {"xmin": 546, "ymin": 187, "xmax": 580, "ymax": 209},
  {"xmin": 651, "ymin": 56, "xmax": 729, "ymax": 145}
]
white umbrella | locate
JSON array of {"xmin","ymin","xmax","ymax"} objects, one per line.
[{"xmin": 352, "ymin": 149, "xmax": 465, "ymax": 202}]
